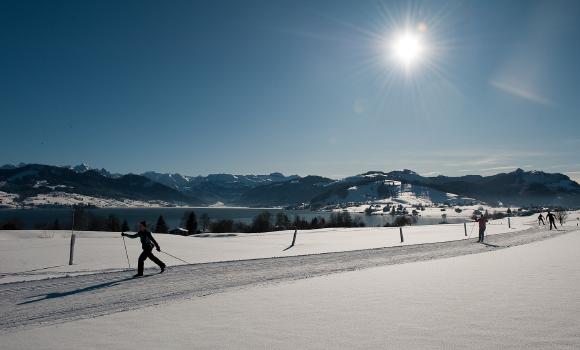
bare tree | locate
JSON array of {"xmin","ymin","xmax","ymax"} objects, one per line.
[{"xmin": 555, "ymin": 209, "xmax": 568, "ymax": 225}]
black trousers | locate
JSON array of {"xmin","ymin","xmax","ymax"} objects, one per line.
[
  {"xmin": 549, "ymin": 220, "xmax": 557, "ymax": 230},
  {"xmin": 538, "ymin": 218, "xmax": 545, "ymax": 225},
  {"xmin": 478, "ymin": 228, "xmax": 485, "ymax": 242},
  {"xmin": 138, "ymin": 246, "xmax": 165, "ymax": 275}
]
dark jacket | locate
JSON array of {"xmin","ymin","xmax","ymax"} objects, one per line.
[
  {"xmin": 476, "ymin": 217, "xmax": 487, "ymax": 230},
  {"xmin": 125, "ymin": 230, "xmax": 160, "ymax": 250}
]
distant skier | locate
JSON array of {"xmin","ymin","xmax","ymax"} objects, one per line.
[
  {"xmin": 546, "ymin": 211, "xmax": 557, "ymax": 231},
  {"xmin": 121, "ymin": 221, "xmax": 165, "ymax": 278},
  {"xmin": 538, "ymin": 213, "xmax": 545, "ymax": 226},
  {"xmin": 475, "ymin": 215, "xmax": 488, "ymax": 243}
]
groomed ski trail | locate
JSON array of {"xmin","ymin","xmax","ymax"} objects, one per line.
[{"xmin": 0, "ymin": 225, "xmax": 574, "ymax": 334}]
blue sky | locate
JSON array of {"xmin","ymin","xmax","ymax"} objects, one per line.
[{"xmin": 1, "ymin": 0, "xmax": 579, "ymax": 181}]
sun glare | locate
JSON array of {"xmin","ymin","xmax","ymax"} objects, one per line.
[{"xmin": 390, "ymin": 31, "xmax": 424, "ymax": 68}]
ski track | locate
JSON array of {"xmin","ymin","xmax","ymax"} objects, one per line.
[{"xmin": 0, "ymin": 226, "xmax": 573, "ymax": 334}]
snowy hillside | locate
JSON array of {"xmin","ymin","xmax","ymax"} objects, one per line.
[
  {"xmin": 0, "ymin": 191, "xmax": 19, "ymax": 208},
  {"xmin": 313, "ymin": 178, "xmax": 476, "ymax": 209},
  {"xmin": 21, "ymin": 192, "xmax": 172, "ymax": 208},
  {"xmin": 312, "ymin": 168, "xmax": 580, "ymax": 208},
  {"xmin": 0, "ymin": 164, "xmax": 202, "ymax": 208}
]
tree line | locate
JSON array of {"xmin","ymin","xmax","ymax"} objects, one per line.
[
  {"xmin": 8, "ymin": 206, "xmax": 568, "ymax": 233},
  {"xmin": 0, "ymin": 209, "xmax": 366, "ymax": 233},
  {"xmin": 204, "ymin": 211, "xmax": 365, "ymax": 234}
]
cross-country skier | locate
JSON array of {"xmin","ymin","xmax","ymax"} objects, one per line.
[
  {"xmin": 538, "ymin": 213, "xmax": 545, "ymax": 226},
  {"xmin": 546, "ymin": 211, "xmax": 557, "ymax": 231},
  {"xmin": 475, "ymin": 215, "xmax": 488, "ymax": 243},
  {"xmin": 121, "ymin": 221, "xmax": 165, "ymax": 278}
]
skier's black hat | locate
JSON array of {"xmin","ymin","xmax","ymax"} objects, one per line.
[{"xmin": 140, "ymin": 220, "xmax": 147, "ymax": 227}]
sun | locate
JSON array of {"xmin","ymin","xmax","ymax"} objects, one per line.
[{"xmin": 389, "ymin": 31, "xmax": 425, "ymax": 69}]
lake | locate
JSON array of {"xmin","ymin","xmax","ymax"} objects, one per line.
[{"xmin": 0, "ymin": 207, "xmax": 468, "ymax": 230}]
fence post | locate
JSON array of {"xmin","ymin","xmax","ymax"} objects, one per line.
[
  {"xmin": 399, "ymin": 227, "xmax": 404, "ymax": 243},
  {"xmin": 69, "ymin": 233, "xmax": 76, "ymax": 265},
  {"xmin": 291, "ymin": 229, "xmax": 297, "ymax": 246},
  {"xmin": 508, "ymin": 217, "xmax": 511, "ymax": 229},
  {"xmin": 464, "ymin": 222, "xmax": 467, "ymax": 236}
]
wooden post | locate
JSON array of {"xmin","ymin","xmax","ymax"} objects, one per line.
[
  {"xmin": 69, "ymin": 233, "xmax": 76, "ymax": 265},
  {"xmin": 69, "ymin": 205, "xmax": 76, "ymax": 265},
  {"xmin": 464, "ymin": 222, "xmax": 467, "ymax": 236},
  {"xmin": 283, "ymin": 229, "xmax": 298, "ymax": 251},
  {"xmin": 291, "ymin": 229, "xmax": 297, "ymax": 246},
  {"xmin": 399, "ymin": 227, "xmax": 404, "ymax": 243}
]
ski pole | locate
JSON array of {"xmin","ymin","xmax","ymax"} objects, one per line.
[
  {"xmin": 160, "ymin": 250, "xmax": 191, "ymax": 264},
  {"xmin": 121, "ymin": 234, "xmax": 131, "ymax": 268},
  {"xmin": 468, "ymin": 222, "xmax": 476, "ymax": 238}
]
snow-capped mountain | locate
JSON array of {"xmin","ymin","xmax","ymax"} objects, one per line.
[
  {"xmin": 0, "ymin": 164, "xmax": 202, "ymax": 208},
  {"xmin": 67, "ymin": 163, "xmax": 121, "ymax": 178},
  {"xmin": 141, "ymin": 172, "xmax": 193, "ymax": 191},
  {"xmin": 239, "ymin": 169, "xmax": 580, "ymax": 207},
  {"xmin": 141, "ymin": 171, "xmax": 300, "ymax": 204},
  {"xmin": 401, "ymin": 168, "xmax": 580, "ymax": 205},
  {"xmin": 1, "ymin": 164, "xmax": 578, "ymax": 208}
]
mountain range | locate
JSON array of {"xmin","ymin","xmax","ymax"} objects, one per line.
[
  {"xmin": 0, "ymin": 164, "xmax": 200, "ymax": 207},
  {"xmin": 1, "ymin": 163, "xmax": 579, "ymax": 208}
]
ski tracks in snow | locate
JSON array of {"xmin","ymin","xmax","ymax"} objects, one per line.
[{"xmin": 0, "ymin": 226, "xmax": 574, "ymax": 334}]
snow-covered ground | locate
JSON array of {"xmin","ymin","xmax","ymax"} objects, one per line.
[
  {"xmin": 1, "ymin": 223, "xmax": 579, "ymax": 348},
  {"xmin": 0, "ymin": 191, "xmax": 175, "ymax": 209},
  {"xmin": 20, "ymin": 192, "xmax": 172, "ymax": 208},
  {"xmin": 0, "ymin": 214, "xmax": 547, "ymax": 284},
  {"xmin": 336, "ymin": 202, "xmax": 519, "ymax": 218},
  {"xmin": 0, "ymin": 191, "xmax": 19, "ymax": 208},
  {"xmin": 324, "ymin": 175, "xmax": 478, "ymax": 207}
]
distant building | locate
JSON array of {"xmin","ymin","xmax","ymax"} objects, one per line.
[{"xmin": 169, "ymin": 227, "xmax": 189, "ymax": 236}]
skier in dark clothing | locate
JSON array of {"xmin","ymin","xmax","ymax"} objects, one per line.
[
  {"xmin": 122, "ymin": 221, "xmax": 165, "ymax": 278},
  {"xmin": 475, "ymin": 215, "xmax": 488, "ymax": 243},
  {"xmin": 546, "ymin": 211, "xmax": 557, "ymax": 231},
  {"xmin": 538, "ymin": 213, "xmax": 545, "ymax": 226}
]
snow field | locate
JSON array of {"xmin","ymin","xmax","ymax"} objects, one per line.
[
  {"xmin": 1, "ymin": 225, "xmax": 579, "ymax": 349},
  {"xmin": 0, "ymin": 213, "xmax": 553, "ymax": 284}
]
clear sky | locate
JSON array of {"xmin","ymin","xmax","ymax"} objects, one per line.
[{"xmin": 1, "ymin": 0, "xmax": 579, "ymax": 181}]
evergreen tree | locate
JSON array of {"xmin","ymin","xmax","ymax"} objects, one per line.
[
  {"xmin": 292, "ymin": 215, "xmax": 308, "ymax": 230},
  {"xmin": 251, "ymin": 211, "xmax": 272, "ymax": 232},
  {"xmin": 52, "ymin": 219, "xmax": 61, "ymax": 230},
  {"xmin": 183, "ymin": 211, "xmax": 198, "ymax": 234},
  {"xmin": 72, "ymin": 206, "xmax": 88, "ymax": 230},
  {"xmin": 155, "ymin": 215, "xmax": 169, "ymax": 233},
  {"xmin": 210, "ymin": 219, "xmax": 234, "ymax": 233},
  {"xmin": 88, "ymin": 213, "xmax": 107, "ymax": 231},
  {"xmin": 275, "ymin": 212, "xmax": 291, "ymax": 229},
  {"xmin": 106, "ymin": 214, "xmax": 121, "ymax": 232}
]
